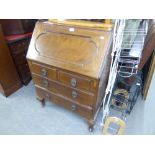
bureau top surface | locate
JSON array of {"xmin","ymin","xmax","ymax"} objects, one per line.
[{"xmin": 27, "ymin": 21, "xmax": 113, "ymax": 79}]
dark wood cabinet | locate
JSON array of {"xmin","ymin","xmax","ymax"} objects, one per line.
[
  {"xmin": 27, "ymin": 20, "xmax": 113, "ymax": 130},
  {"xmin": 0, "ymin": 19, "xmax": 36, "ymax": 35},
  {"xmin": 6, "ymin": 34, "xmax": 32, "ymax": 85},
  {"xmin": 0, "ymin": 25, "xmax": 22, "ymax": 97},
  {"xmin": 0, "ymin": 20, "xmax": 37, "ymax": 96}
]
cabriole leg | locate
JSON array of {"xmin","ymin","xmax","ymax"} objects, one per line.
[
  {"xmin": 36, "ymin": 96, "xmax": 45, "ymax": 107},
  {"xmin": 87, "ymin": 120, "xmax": 95, "ymax": 132}
]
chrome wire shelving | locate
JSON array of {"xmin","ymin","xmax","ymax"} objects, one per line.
[{"xmin": 118, "ymin": 20, "xmax": 148, "ymax": 77}]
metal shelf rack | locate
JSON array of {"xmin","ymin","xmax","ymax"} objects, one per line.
[{"xmin": 101, "ymin": 19, "xmax": 149, "ymax": 134}]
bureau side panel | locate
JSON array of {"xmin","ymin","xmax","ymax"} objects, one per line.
[{"xmin": 93, "ymin": 41, "xmax": 112, "ymax": 117}]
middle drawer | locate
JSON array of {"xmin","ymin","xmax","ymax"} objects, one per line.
[{"xmin": 32, "ymin": 74, "xmax": 95, "ymax": 107}]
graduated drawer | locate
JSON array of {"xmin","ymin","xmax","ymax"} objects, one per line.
[
  {"xmin": 35, "ymin": 86, "xmax": 93, "ymax": 120},
  {"xmin": 30, "ymin": 62, "xmax": 57, "ymax": 80},
  {"xmin": 58, "ymin": 71, "xmax": 97, "ymax": 92},
  {"xmin": 32, "ymin": 74, "xmax": 95, "ymax": 107}
]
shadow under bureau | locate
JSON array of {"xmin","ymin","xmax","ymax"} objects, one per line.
[{"xmin": 27, "ymin": 20, "xmax": 113, "ymax": 131}]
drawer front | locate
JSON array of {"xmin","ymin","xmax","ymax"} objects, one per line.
[
  {"xmin": 35, "ymin": 86, "xmax": 93, "ymax": 120},
  {"xmin": 9, "ymin": 39, "xmax": 30, "ymax": 54},
  {"xmin": 32, "ymin": 74, "xmax": 95, "ymax": 107},
  {"xmin": 58, "ymin": 71, "xmax": 97, "ymax": 92},
  {"xmin": 30, "ymin": 62, "xmax": 57, "ymax": 80}
]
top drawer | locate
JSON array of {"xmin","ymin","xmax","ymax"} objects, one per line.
[
  {"xmin": 58, "ymin": 71, "xmax": 97, "ymax": 92},
  {"xmin": 30, "ymin": 62, "xmax": 57, "ymax": 80}
]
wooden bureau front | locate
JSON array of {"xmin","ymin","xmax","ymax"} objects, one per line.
[
  {"xmin": 58, "ymin": 71, "xmax": 97, "ymax": 92},
  {"xmin": 30, "ymin": 61, "xmax": 97, "ymax": 93},
  {"xmin": 35, "ymin": 86, "xmax": 93, "ymax": 120},
  {"xmin": 32, "ymin": 73, "xmax": 95, "ymax": 107},
  {"xmin": 30, "ymin": 62, "xmax": 57, "ymax": 80},
  {"xmin": 27, "ymin": 21, "xmax": 112, "ymax": 79},
  {"xmin": 29, "ymin": 61, "xmax": 97, "ymax": 108},
  {"xmin": 27, "ymin": 21, "xmax": 113, "ymax": 130}
]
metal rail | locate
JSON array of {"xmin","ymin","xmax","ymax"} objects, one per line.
[{"xmin": 101, "ymin": 19, "xmax": 148, "ymax": 134}]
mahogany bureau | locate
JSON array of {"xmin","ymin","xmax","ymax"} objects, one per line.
[{"xmin": 27, "ymin": 20, "xmax": 113, "ymax": 131}]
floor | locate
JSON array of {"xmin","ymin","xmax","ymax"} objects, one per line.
[{"xmin": 0, "ymin": 73, "xmax": 155, "ymax": 135}]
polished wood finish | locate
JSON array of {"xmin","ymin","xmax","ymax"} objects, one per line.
[
  {"xmin": 138, "ymin": 20, "xmax": 155, "ymax": 99},
  {"xmin": 35, "ymin": 86, "xmax": 92, "ymax": 120},
  {"xmin": 30, "ymin": 61, "xmax": 57, "ymax": 80},
  {"xmin": 143, "ymin": 51, "xmax": 155, "ymax": 100},
  {"xmin": 58, "ymin": 70, "xmax": 97, "ymax": 92},
  {"xmin": 139, "ymin": 19, "xmax": 155, "ymax": 69},
  {"xmin": 48, "ymin": 19, "xmax": 113, "ymax": 30},
  {"xmin": 27, "ymin": 21, "xmax": 112, "ymax": 79},
  {"xmin": 0, "ymin": 25, "xmax": 22, "ymax": 97},
  {"xmin": 27, "ymin": 21, "xmax": 113, "ymax": 130},
  {"xmin": 32, "ymin": 73, "xmax": 95, "ymax": 107}
]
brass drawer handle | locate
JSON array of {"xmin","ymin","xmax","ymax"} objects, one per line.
[
  {"xmin": 43, "ymin": 79, "xmax": 48, "ymax": 87},
  {"xmin": 71, "ymin": 104, "xmax": 76, "ymax": 111},
  {"xmin": 45, "ymin": 93, "xmax": 50, "ymax": 99},
  {"xmin": 71, "ymin": 90, "xmax": 78, "ymax": 98},
  {"xmin": 70, "ymin": 78, "xmax": 77, "ymax": 87},
  {"xmin": 41, "ymin": 68, "xmax": 47, "ymax": 77}
]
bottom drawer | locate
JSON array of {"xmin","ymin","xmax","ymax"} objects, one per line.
[{"xmin": 35, "ymin": 86, "xmax": 93, "ymax": 120}]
